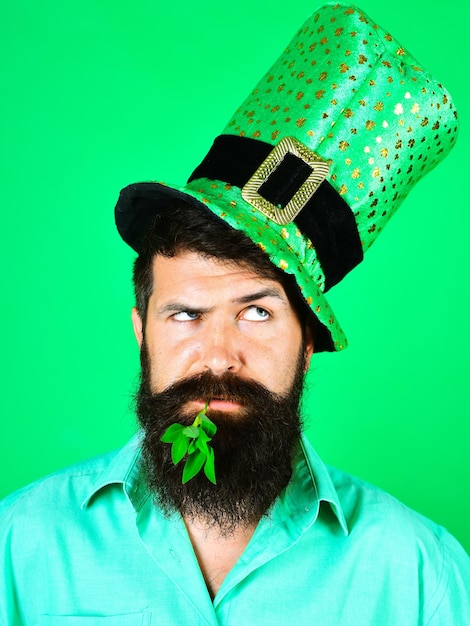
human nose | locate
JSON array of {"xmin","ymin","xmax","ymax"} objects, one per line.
[{"xmin": 200, "ymin": 319, "xmax": 242, "ymax": 376}]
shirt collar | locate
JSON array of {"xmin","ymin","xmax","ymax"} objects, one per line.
[
  {"xmin": 81, "ymin": 431, "xmax": 348, "ymax": 535},
  {"xmin": 81, "ymin": 433, "xmax": 146, "ymax": 510},
  {"xmin": 298, "ymin": 434, "xmax": 349, "ymax": 535}
]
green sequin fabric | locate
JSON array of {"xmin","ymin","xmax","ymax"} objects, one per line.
[
  {"xmin": 222, "ymin": 3, "xmax": 458, "ymax": 252},
  {"xmin": 142, "ymin": 3, "xmax": 459, "ymax": 351}
]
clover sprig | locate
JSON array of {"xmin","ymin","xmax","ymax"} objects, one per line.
[{"xmin": 160, "ymin": 402, "xmax": 217, "ymax": 484}]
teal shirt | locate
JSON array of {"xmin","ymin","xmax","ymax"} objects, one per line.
[{"xmin": 1, "ymin": 434, "xmax": 469, "ymax": 626}]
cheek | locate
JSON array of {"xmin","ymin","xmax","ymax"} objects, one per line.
[
  {"xmin": 145, "ymin": 333, "xmax": 202, "ymax": 390},
  {"xmin": 255, "ymin": 350, "xmax": 299, "ymax": 394},
  {"xmin": 275, "ymin": 335, "xmax": 306, "ymax": 390}
]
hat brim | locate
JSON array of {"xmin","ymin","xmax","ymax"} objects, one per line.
[{"xmin": 115, "ymin": 179, "xmax": 347, "ymax": 353}]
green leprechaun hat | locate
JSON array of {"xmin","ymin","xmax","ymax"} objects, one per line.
[{"xmin": 115, "ymin": 2, "xmax": 458, "ymax": 352}]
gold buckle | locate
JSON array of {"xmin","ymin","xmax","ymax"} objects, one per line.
[{"xmin": 241, "ymin": 136, "xmax": 329, "ymax": 225}]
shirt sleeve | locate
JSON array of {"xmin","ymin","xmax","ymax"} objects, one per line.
[
  {"xmin": 0, "ymin": 501, "xmax": 23, "ymax": 626},
  {"xmin": 426, "ymin": 529, "xmax": 470, "ymax": 626}
]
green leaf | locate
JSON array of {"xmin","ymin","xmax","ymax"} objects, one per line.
[
  {"xmin": 204, "ymin": 447, "xmax": 216, "ymax": 485},
  {"xmin": 198, "ymin": 429, "xmax": 210, "ymax": 443},
  {"xmin": 183, "ymin": 425, "xmax": 200, "ymax": 439},
  {"xmin": 182, "ymin": 450, "xmax": 206, "ymax": 484},
  {"xmin": 200, "ymin": 415, "xmax": 217, "ymax": 437},
  {"xmin": 160, "ymin": 423, "xmax": 185, "ymax": 443},
  {"xmin": 171, "ymin": 435, "xmax": 189, "ymax": 465},
  {"xmin": 160, "ymin": 401, "xmax": 218, "ymax": 484},
  {"xmin": 195, "ymin": 436, "xmax": 209, "ymax": 456}
]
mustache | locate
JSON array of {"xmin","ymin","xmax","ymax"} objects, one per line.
[{"xmin": 144, "ymin": 370, "xmax": 291, "ymax": 408}]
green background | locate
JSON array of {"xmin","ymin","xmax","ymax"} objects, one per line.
[{"xmin": 2, "ymin": 0, "xmax": 469, "ymax": 552}]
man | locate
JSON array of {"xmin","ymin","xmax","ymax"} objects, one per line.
[{"xmin": 1, "ymin": 4, "xmax": 469, "ymax": 625}]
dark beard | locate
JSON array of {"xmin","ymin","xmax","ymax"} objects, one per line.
[{"xmin": 135, "ymin": 343, "xmax": 306, "ymax": 535}]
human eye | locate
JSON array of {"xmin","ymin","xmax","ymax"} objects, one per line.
[
  {"xmin": 241, "ymin": 305, "xmax": 271, "ymax": 322},
  {"xmin": 172, "ymin": 310, "xmax": 200, "ymax": 322}
]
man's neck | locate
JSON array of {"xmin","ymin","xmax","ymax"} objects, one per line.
[{"xmin": 184, "ymin": 516, "xmax": 258, "ymax": 599}]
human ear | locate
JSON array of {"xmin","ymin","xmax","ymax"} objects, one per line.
[
  {"xmin": 304, "ymin": 325, "xmax": 315, "ymax": 372},
  {"xmin": 131, "ymin": 307, "xmax": 143, "ymax": 347}
]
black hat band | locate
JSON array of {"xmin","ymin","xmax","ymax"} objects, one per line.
[{"xmin": 188, "ymin": 134, "xmax": 363, "ymax": 291}]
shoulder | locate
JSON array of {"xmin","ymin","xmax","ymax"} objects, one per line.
[
  {"xmin": 327, "ymin": 463, "xmax": 454, "ymax": 548},
  {"xmin": 0, "ymin": 434, "xmax": 144, "ymax": 524},
  {"xmin": 0, "ymin": 448, "xmax": 120, "ymax": 527},
  {"xmin": 328, "ymin": 463, "xmax": 448, "ymax": 540},
  {"xmin": 326, "ymin": 465, "xmax": 470, "ymax": 621}
]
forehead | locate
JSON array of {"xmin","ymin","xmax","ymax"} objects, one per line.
[{"xmin": 150, "ymin": 252, "xmax": 288, "ymax": 301}]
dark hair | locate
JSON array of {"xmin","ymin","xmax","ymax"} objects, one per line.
[{"xmin": 132, "ymin": 202, "xmax": 316, "ymax": 336}]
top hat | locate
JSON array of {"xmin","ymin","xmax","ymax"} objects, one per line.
[{"xmin": 115, "ymin": 3, "xmax": 458, "ymax": 352}]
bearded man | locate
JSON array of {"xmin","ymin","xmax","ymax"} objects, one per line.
[
  {"xmin": 1, "ymin": 4, "xmax": 469, "ymax": 625},
  {"xmin": 133, "ymin": 203, "xmax": 314, "ymax": 539}
]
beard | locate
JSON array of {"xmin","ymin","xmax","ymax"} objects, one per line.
[{"xmin": 135, "ymin": 342, "xmax": 307, "ymax": 535}]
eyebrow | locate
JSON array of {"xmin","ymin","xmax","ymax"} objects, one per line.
[
  {"xmin": 233, "ymin": 288, "xmax": 287, "ymax": 305},
  {"xmin": 157, "ymin": 302, "xmax": 202, "ymax": 316},
  {"xmin": 156, "ymin": 288, "xmax": 287, "ymax": 316}
]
